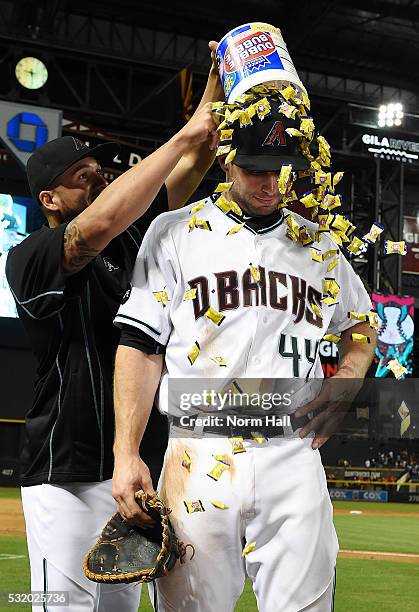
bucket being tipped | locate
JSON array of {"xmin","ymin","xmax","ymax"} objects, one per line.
[{"xmin": 215, "ymin": 22, "xmax": 306, "ymax": 103}]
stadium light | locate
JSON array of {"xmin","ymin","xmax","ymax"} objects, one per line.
[{"xmin": 377, "ymin": 103, "xmax": 403, "ymax": 128}]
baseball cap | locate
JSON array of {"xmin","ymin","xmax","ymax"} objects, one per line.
[
  {"xmin": 231, "ymin": 105, "xmax": 311, "ymax": 172},
  {"xmin": 26, "ymin": 136, "xmax": 120, "ymax": 203}
]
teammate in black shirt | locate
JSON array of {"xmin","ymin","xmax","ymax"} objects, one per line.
[{"xmin": 6, "ymin": 46, "xmax": 222, "ymax": 612}]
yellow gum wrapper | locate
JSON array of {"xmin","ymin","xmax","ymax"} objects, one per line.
[
  {"xmin": 327, "ymin": 258, "xmax": 339, "ymax": 272},
  {"xmin": 310, "ymin": 248, "xmax": 323, "ymax": 263},
  {"xmin": 219, "ymin": 129, "xmax": 234, "ymax": 142},
  {"xmin": 183, "ymin": 288, "xmax": 197, "ymax": 300},
  {"xmin": 204, "ymin": 306, "xmax": 225, "ymax": 326},
  {"xmin": 286, "ymin": 127, "xmax": 305, "ymax": 138},
  {"xmin": 300, "ymin": 192, "xmax": 318, "ymax": 209},
  {"xmin": 323, "ymin": 278, "xmax": 340, "ymax": 297},
  {"xmin": 310, "ymin": 303, "xmax": 323, "ymax": 318},
  {"xmin": 215, "ymin": 194, "xmax": 233, "ymax": 214},
  {"xmin": 229, "ymin": 436, "xmax": 246, "ymax": 454},
  {"xmin": 207, "ymin": 461, "xmax": 229, "ymax": 481},
  {"xmin": 182, "ymin": 450, "xmax": 191, "ymax": 472},
  {"xmin": 368, "ymin": 310, "xmax": 380, "ymax": 329},
  {"xmin": 317, "ymin": 135, "xmax": 331, "ymax": 156},
  {"xmin": 384, "ymin": 240, "xmax": 407, "ymax": 255},
  {"xmin": 387, "ymin": 358, "xmax": 408, "ymax": 379},
  {"xmin": 329, "ymin": 231, "xmax": 343, "ymax": 247},
  {"xmin": 348, "ymin": 311, "xmax": 367, "ymax": 321},
  {"xmin": 332, "ymin": 215, "xmax": 352, "ymax": 233},
  {"xmin": 153, "ymin": 289, "xmax": 169, "ymax": 307},
  {"xmin": 323, "ymin": 249, "xmax": 338, "ymax": 261},
  {"xmin": 213, "ymin": 454, "xmax": 231, "ymax": 466},
  {"xmin": 278, "ymin": 102, "xmax": 298, "ymax": 119},
  {"xmin": 300, "ymin": 116, "xmax": 315, "ymax": 136},
  {"xmin": 251, "ymin": 431, "xmax": 267, "ymax": 443},
  {"xmin": 216, "ymin": 144, "xmax": 232, "ymax": 157},
  {"xmin": 191, "ymin": 201, "xmax": 206, "ymax": 214},
  {"xmin": 347, "ymin": 236, "xmax": 364, "ymax": 255},
  {"xmin": 188, "ymin": 215, "xmax": 197, "ymax": 232},
  {"xmin": 315, "ymin": 170, "xmax": 332, "ymax": 186},
  {"xmin": 210, "ymin": 356, "xmax": 227, "ymax": 367},
  {"xmin": 277, "ymin": 165, "xmax": 293, "ymax": 194},
  {"xmin": 184, "ymin": 500, "xmax": 205, "ymax": 514},
  {"xmin": 398, "ymin": 401, "xmax": 410, "ymax": 420},
  {"xmin": 239, "ymin": 109, "xmax": 253, "ymax": 128},
  {"xmin": 281, "ymin": 85, "xmax": 298, "ymax": 102},
  {"xmin": 401, "ymin": 415, "xmax": 411, "ymax": 435},
  {"xmin": 215, "ymin": 195, "xmax": 242, "ymax": 216},
  {"xmin": 364, "ymin": 223, "xmax": 384, "ymax": 244},
  {"xmin": 242, "ymin": 541, "xmax": 256, "ymax": 557},
  {"xmin": 225, "ymin": 148, "xmax": 237, "ymax": 164},
  {"xmin": 250, "ymin": 265, "xmax": 260, "ymax": 282},
  {"xmin": 286, "ymin": 229, "xmax": 299, "ymax": 242},
  {"xmin": 323, "ymin": 334, "xmax": 340, "ymax": 343},
  {"xmin": 211, "ymin": 501, "xmax": 229, "ymax": 510},
  {"xmin": 227, "ymin": 222, "xmax": 246, "ymax": 236},
  {"xmin": 311, "ymin": 206, "xmax": 319, "ymax": 220},
  {"xmin": 333, "ymin": 171, "xmax": 344, "ymax": 187},
  {"xmin": 286, "ymin": 214, "xmax": 300, "ymax": 234},
  {"xmin": 188, "ymin": 341, "xmax": 200, "ymax": 365},
  {"xmin": 318, "ymin": 213, "xmax": 333, "ymax": 231},
  {"xmin": 322, "ymin": 193, "xmax": 341, "ymax": 211},
  {"xmin": 351, "ymin": 333, "xmax": 371, "ymax": 344},
  {"xmin": 255, "ymin": 97, "xmax": 271, "ymax": 120},
  {"xmin": 321, "ymin": 295, "xmax": 338, "ymax": 307},
  {"xmin": 214, "ymin": 181, "xmax": 234, "ymax": 193},
  {"xmin": 299, "ymin": 227, "xmax": 314, "ymax": 246}
]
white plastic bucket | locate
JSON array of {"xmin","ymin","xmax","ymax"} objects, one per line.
[{"xmin": 215, "ymin": 22, "xmax": 306, "ymax": 103}]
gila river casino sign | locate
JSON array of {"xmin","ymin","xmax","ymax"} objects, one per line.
[{"xmin": 362, "ymin": 133, "xmax": 419, "ymax": 163}]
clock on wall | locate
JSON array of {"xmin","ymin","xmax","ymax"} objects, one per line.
[{"xmin": 15, "ymin": 57, "xmax": 48, "ymax": 90}]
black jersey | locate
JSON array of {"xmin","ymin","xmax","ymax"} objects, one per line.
[{"xmin": 5, "ymin": 187, "xmax": 168, "ymax": 486}]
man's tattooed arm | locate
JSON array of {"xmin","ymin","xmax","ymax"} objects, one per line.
[{"xmin": 63, "ymin": 220, "xmax": 101, "ymax": 275}]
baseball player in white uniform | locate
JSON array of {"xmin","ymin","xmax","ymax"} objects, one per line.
[{"xmin": 112, "ymin": 100, "xmax": 376, "ymax": 611}]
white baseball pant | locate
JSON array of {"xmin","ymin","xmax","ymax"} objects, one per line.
[
  {"xmin": 21, "ymin": 479, "xmax": 141, "ymax": 612},
  {"xmin": 154, "ymin": 434, "xmax": 338, "ymax": 611}
]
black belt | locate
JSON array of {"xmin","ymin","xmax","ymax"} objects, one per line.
[{"xmin": 169, "ymin": 413, "xmax": 309, "ymax": 439}]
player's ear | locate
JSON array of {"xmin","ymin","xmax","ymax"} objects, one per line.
[
  {"xmin": 39, "ymin": 190, "xmax": 59, "ymax": 212},
  {"xmin": 218, "ymin": 156, "xmax": 229, "ymax": 174}
]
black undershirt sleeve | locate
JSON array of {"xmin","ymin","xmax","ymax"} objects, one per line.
[{"xmin": 119, "ymin": 323, "xmax": 166, "ymax": 355}]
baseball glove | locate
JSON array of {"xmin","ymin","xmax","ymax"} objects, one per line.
[{"xmin": 83, "ymin": 492, "xmax": 193, "ymax": 584}]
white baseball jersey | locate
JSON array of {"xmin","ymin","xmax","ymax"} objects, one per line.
[
  {"xmin": 115, "ymin": 196, "xmax": 371, "ymax": 384},
  {"xmin": 115, "ymin": 196, "xmax": 368, "ymax": 610}
]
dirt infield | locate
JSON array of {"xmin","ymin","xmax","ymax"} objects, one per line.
[
  {"xmin": 340, "ymin": 549, "xmax": 419, "ymax": 564},
  {"xmin": 334, "ymin": 509, "xmax": 419, "ymax": 517},
  {"xmin": 0, "ymin": 498, "xmax": 25, "ymax": 536}
]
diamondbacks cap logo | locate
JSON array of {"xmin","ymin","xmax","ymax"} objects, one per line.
[
  {"xmin": 72, "ymin": 137, "xmax": 89, "ymax": 151},
  {"xmin": 262, "ymin": 121, "xmax": 286, "ymax": 147}
]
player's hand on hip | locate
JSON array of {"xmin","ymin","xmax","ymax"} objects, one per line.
[
  {"xmin": 177, "ymin": 102, "xmax": 219, "ymax": 150},
  {"xmin": 295, "ymin": 376, "xmax": 363, "ymax": 449},
  {"xmin": 112, "ymin": 455, "xmax": 156, "ymax": 527}
]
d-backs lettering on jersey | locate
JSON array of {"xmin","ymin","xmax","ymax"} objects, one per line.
[{"xmin": 188, "ymin": 269, "xmax": 322, "ymax": 328}]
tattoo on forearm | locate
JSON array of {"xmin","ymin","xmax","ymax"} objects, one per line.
[{"xmin": 63, "ymin": 221, "xmax": 100, "ymax": 274}]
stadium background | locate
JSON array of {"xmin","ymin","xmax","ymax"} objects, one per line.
[{"xmin": 0, "ymin": 1, "xmax": 418, "ymax": 610}]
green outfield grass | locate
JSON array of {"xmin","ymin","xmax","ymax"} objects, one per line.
[{"xmin": 1, "ymin": 490, "xmax": 418, "ymax": 611}]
